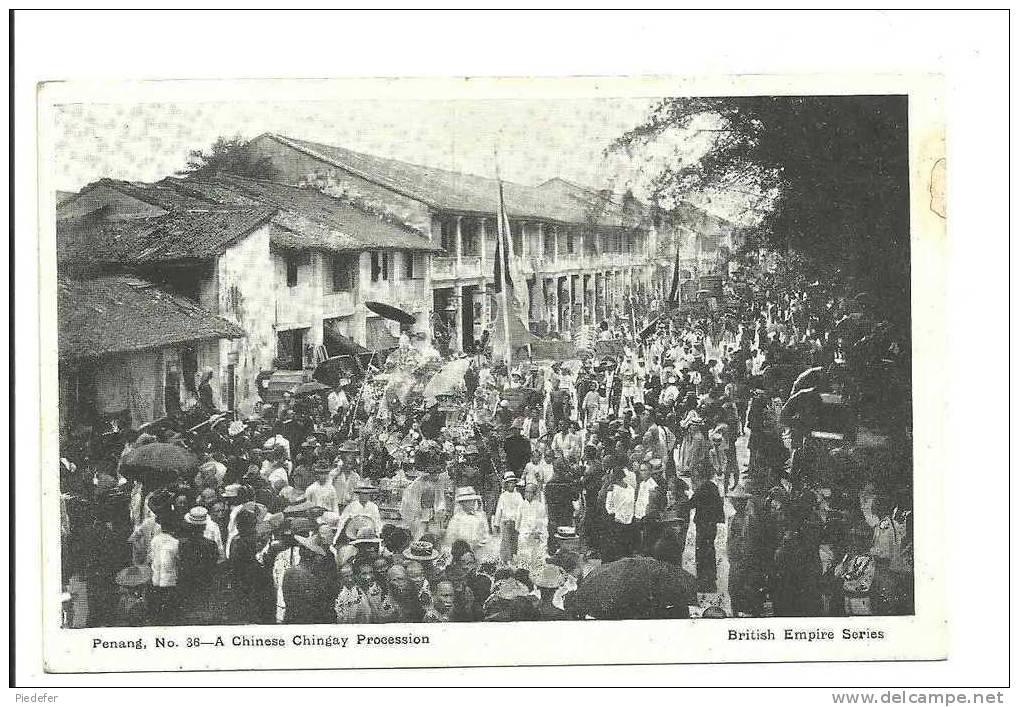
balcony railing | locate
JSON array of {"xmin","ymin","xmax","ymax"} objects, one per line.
[
  {"xmin": 430, "ymin": 251, "xmax": 653, "ymax": 282},
  {"xmin": 458, "ymin": 255, "xmax": 482, "ymax": 278},
  {"xmin": 431, "ymin": 257, "xmax": 457, "ymax": 279}
]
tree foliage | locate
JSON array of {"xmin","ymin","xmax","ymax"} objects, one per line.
[
  {"xmin": 613, "ymin": 96, "xmax": 910, "ymax": 318},
  {"xmin": 180, "ymin": 135, "xmax": 278, "ymax": 180}
]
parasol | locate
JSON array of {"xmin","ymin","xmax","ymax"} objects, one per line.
[
  {"xmin": 312, "ymin": 355, "xmax": 363, "ymax": 387},
  {"xmin": 423, "ymin": 358, "xmax": 470, "ymax": 402},
  {"xmin": 791, "ymin": 366, "xmax": 828, "ymax": 396},
  {"xmin": 832, "ymin": 312, "xmax": 866, "ymax": 336},
  {"xmin": 292, "ymin": 380, "xmax": 331, "ymax": 396},
  {"xmin": 571, "ymin": 556, "xmax": 697, "ymax": 619},
  {"xmin": 637, "ymin": 317, "xmax": 662, "ymax": 341},
  {"xmin": 119, "ymin": 442, "xmax": 199, "ymax": 488},
  {"xmin": 780, "ymin": 387, "xmax": 823, "ymax": 429},
  {"xmin": 365, "ymin": 301, "xmax": 416, "ymax": 327},
  {"xmin": 327, "ymin": 334, "xmax": 370, "ymax": 357}
]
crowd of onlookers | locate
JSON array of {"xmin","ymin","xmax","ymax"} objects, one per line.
[{"xmin": 58, "ymin": 255, "xmax": 914, "ymax": 627}]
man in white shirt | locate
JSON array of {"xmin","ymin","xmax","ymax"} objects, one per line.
[
  {"xmin": 604, "ymin": 470, "xmax": 637, "ymax": 561},
  {"xmin": 263, "ymin": 434, "xmax": 291, "ymax": 460},
  {"xmin": 327, "ymin": 383, "xmax": 350, "ymax": 419},
  {"xmin": 148, "ymin": 525, "xmax": 179, "ymax": 622},
  {"xmin": 304, "ymin": 464, "xmax": 339, "ymax": 514},
  {"xmin": 516, "ymin": 408, "xmax": 547, "ymax": 442},
  {"xmin": 660, "ymin": 377, "xmax": 681, "ymax": 407},
  {"xmin": 336, "ymin": 484, "xmax": 382, "ymax": 536},
  {"xmin": 330, "ymin": 442, "xmax": 362, "ymax": 509}
]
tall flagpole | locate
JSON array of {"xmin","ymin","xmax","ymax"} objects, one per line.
[{"xmin": 494, "ymin": 156, "xmax": 513, "ymax": 370}]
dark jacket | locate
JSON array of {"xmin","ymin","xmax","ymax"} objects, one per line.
[
  {"xmin": 228, "ymin": 533, "xmax": 274, "ymax": 624},
  {"xmin": 686, "ymin": 480, "xmax": 725, "ymax": 526},
  {"xmin": 282, "ymin": 562, "xmax": 334, "ymax": 624},
  {"xmin": 545, "ymin": 473, "xmax": 581, "ymax": 527},
  {"xmin": 503, "ymin": 432, "xmax": 532, "ymax": 474}
]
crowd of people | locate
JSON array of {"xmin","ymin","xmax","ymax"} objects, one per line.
[{"xmin": 58, "ymin": 253, "xmax": 915, "ymax": 627}]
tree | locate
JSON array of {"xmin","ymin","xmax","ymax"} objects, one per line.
[
  {"xmin": 179, "ymin": 135, "xmax": 278, "ymax": 180},
  {"xmin": 612, "ymin": 96, "xmax": 910, "ymax": 323}
]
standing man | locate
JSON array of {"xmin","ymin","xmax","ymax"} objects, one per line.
[
  {"xmin": 327, "ymin": 380, "xmax": 350, "ymax": 422},
  {"xmin": 684, "ymin": 472, "xmax": 725, "ymax": 592}
]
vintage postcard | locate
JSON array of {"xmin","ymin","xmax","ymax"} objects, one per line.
[{"xmin": 36, "ymin": 73, "xmax": 946, "ymax": 673}]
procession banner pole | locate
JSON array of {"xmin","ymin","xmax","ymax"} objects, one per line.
[
  {"xmin": 345, "ymin": 350, "xmax": 376, "ymax": 439},
  {"xmin": 494, "ymin": 156, "xmax": 513, "ymax": 371}
]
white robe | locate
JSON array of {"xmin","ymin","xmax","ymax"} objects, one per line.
[
  {"xmin": 336, "ymin": 498, "xmax": 381, "ymax": 539},
  {"xmin": 400, "ymin": 473, "xmax": 450, "ymax": 540},
  {"xmin": 443, "ymin": 508, "xmax": 494, "ymax": 561}
]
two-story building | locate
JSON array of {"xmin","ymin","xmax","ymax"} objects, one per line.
[
  {"xmin": 56, "ymin": 175, "xmax": 437, "ymax": 422},
  {"xmin": 245, "ymin": 133, "xmax": 663, "ymax": 350}
]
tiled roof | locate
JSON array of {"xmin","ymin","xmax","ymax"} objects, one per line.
[
  {"xmin": 532, "ymin": 177, "xmax": 645, "ymax": 224},
  {"xmin": 56, "ymin": 208, "xmax": 274, "ymax": 264},
  {"xmin": 536, "ymin": 177, "xmax": 731, "ymax": 231},
  {"xmin": 58, "ymin": 275, "xmax": 245, "ymax": 360},
  {"xmin": 264, "ymin": 134, "xmax": 647, "ymax": 228},
  {"xmin": 206, "ymin": 174, "xmax": 437, "ymax": 252},
  {"xmin": 157, "ymin": 177, "xmax": 264, "ymax": 208},
  {"xmin": 670, "ymin": 201, "xmax": 732, "ymax": 232},
  {"xmin": 78, "ymin": 178, "xmax": 221, "ymax": 212}
]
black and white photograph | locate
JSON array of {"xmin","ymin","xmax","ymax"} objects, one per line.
[
  {"xmin": 17, "ymin": 10, "xmax": 1011, "ymax": 691},
  {"xmin": 50, "ymin": 91, "xmax": 917, "ymax": 630}
]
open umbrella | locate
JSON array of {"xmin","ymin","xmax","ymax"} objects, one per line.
[
  {"xmin": 571, "ymin": 556, "xmax": 697, "ymax": 619},
  {"xmin": 326, "ymin": 333, "xmax": 370, "ymax": 357},
  {"xmin": 832, "ymin": 312, "xmax": 866, "ymax": 336},
  {"xmin": 791, "ymin": 366, "xmax": 828, "ymax": 396},
  {"xmin": 637, "ymin": 317, "xmax": 662, "ymax": 341},
  {"xmin": 313, "ymin": 355, "xmax": 362, "ymax": 387},
  {"xmin": 119, "ymin": 442, "xmax": 199, "ymax": 488},
  {"xmin": 365, "ymin": 301, "xmax": 416, "ymax": 327},
  {"xmin": 423, "ymin": 358, "xmax": 470, "ymax": 402},
  {"xmin": 293, "ymin": 380, "xmax": 331, "ymax": 396}
]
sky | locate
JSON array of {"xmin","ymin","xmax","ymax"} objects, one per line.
[{"xmin": 52, "ymin": 97, "xmax": 760, "ymax": 225}]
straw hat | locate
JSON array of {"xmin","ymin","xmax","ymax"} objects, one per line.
[
  {"xmin": 533, "ymin": 564, "xmax": 567, "ymax": 589},
  {"xmin": 455, "ymin": 486, "xmax": 482, "ymax": 502},
  {"xmin": 343, "ymin": 515, "xmax": 376, "ymax": 541},
  {"xmin": 184, "ymin": 507, "xmax": 209, "ymax": 526},
  {"xmin": 350, "ymin": 526, "xmax": 382, "ymax": 547},
  {"xmin": 316, "ymin": 511, "xmax": 341, "ymax": 529},
  {"xmin": 294, "ymin": 534, "xmax": 327, "ymax": 557},
  {"xmin": 554, "ymin": 526, "xmax": 578, "ymax": 540},
  {"xmin": 403, "ymin": 541, "xmax": 439, "ymax": 562}
]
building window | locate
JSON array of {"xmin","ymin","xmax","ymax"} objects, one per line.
[
  {"xmin": 544, "ymin": 226, "xmax": 556, "ymax": 257},
  {"xmin": 371, "ymin": 252, "xmax": 392, "ymax": 282},
  {"xmin": 439, "ymin": 216, "xmax": 456, "ymax": 254},
  {"xmin": 332, "ymin": 254, "xmax": 354, "ymax": 292},
  {"xmin": 460, "ymin": 218, "xmax": 479, "ymax": 256},
  {"xmin": 286, "ymin": 255, "xmax": 299, "ymax": 287},
  {"xmin": 404, "ymin": 251, "xmax": 418, "ymax": 279},
  {"xmin": 566, "ymin": 228, "xmax": 576, "ymax": 254},
  {"xmin": 511, "ymin": 222, "xmax": 524, "ymax": 256}
]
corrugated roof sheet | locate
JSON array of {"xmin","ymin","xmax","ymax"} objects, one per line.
[
  {"xmin": 56, "ymin": 208, "xmax": 274, "ymax": 264},
  {"xmin": 266, "ymin": 134, "xmax": 647, "ymax": 228},
  {"xmin": 58, "ymin": 275, "xmax": 245, "ymax": 360}
]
